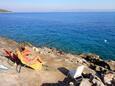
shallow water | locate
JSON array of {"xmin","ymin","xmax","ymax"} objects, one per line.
[{"xmin": 0, "ymin": 12, "xmax": 115, "ymax": 60}]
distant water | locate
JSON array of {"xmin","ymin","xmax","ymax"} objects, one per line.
[{"xmin": 0, "ymin": 12, "xmax": 115, "ymax": 60}]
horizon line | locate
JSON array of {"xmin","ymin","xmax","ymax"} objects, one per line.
[
  {"xmin": 1, "ymin": 8, "xmax": 115, "ymax": 12},
  {"xmin": 13, "ymin": 9, "xmax": 115, "ymax": 12}
]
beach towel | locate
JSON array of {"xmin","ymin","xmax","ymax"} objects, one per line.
[{"xmin": 16, "ymin": 49, "xmax": 42, "ymax": 70}]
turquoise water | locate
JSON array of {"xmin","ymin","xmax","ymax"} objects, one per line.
[{"xmin": 0, "ymin": 12, "xmax": 115, "ymax": 60}]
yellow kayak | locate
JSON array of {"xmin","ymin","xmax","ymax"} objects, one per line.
[{"xmin": 16, "ymin": 49, "xmax": 42, "ymax": 70}]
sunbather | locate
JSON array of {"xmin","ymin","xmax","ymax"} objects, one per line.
[
  {"xmin": 19, "ymin": 46, "xmax": 43, "ymax": 63},
  {"xmin": 16, "ymin": 46, "xmax": 44, "ymax": 70}
]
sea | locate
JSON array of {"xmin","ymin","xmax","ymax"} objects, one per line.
[{"xmin": 0, "ymin": 12, "xmax": 115, "ymax": 60}]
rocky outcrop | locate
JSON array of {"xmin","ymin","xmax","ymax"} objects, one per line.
[{"xmin": 0, "ymin": 36, "xmax": 115, "ymax": 86}]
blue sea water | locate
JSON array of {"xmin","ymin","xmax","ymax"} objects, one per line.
[{"xmin": 0, "ymin": 12, "xmax": 115, "ymax": 60}]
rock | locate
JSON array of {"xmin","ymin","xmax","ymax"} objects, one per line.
[
  {"xmin": 92, "ymin": 78, "xmax": 105, "ymax": 86},
  {"xmin": 103, "ymin": 72, "xmax": 115, "ymax": 85},
  {"xmin": 32, "ymin": 47, "xmax": 39, "ymax": 52},
  {"xmin": 79, "ymin": 53, "xmax": 100, "ymax": 60},
  {"xmin": 83, "ymin": 67, "xmax": 96, "ymax": 75},
  {"xmin": 38, "ymin": 47, "xmax": 57, "ymax": 58},
  {"xmin": 69, "ymin": 82, "xmax": 75, "ymax": 86},
  {"xmin": 111, "ymin": 78, "xmax": 115, "ymax": 85},
  {"xmin": 95, "ymin": 65, "xmax": 108, "ymax": 74},
  {"xmin": 80, "ymin": 79, "xmax": 91, "ymax": 86},
  {"xmin": 106, "ymin": 60, "xmax": 115, "ymax": 71},
  {"xmin": 80, "ymin": 53, "xmax": 111, "ymax": 70},
  {"xmin": 65, "ymin": 54, "xmax": 84, "ymax": 64}
]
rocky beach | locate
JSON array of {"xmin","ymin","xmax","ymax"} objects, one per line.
[{"xmin": 0, "ymin": 36, "xmax": 115, "ymax": 86}]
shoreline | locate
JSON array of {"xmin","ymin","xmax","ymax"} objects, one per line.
[
  {"xmin": 0, "ymin": 36, "xmax": 115, "ymax": 86},
  {"xmin": 1, "ymin": 36, "xmax": 114, "ymax": 61}
]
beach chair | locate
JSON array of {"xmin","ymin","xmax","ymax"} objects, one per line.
[
  {"xmin": 3, "ymin": 49, "xmax": 17, "ymax": 60},
  {"xmin": 3, "ymin": 49, "xmax": 22, "ymax": 72},
  {"xmin": 68, "ymin": 65, "xmax": 85, "ymax": 84}
]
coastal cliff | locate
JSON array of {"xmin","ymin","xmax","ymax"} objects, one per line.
[{"xmin": 0, "ymin": 36, "xmax": 114, "ymax": 86}]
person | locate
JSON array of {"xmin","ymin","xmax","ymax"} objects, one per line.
[{"xmin": 19, "ymin": 46, "xmax": 44, "ymax": 64}]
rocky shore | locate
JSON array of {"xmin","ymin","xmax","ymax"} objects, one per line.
[{"xmin": 0, "ymin": 36, "xmax": 115, "ymax": 86}]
